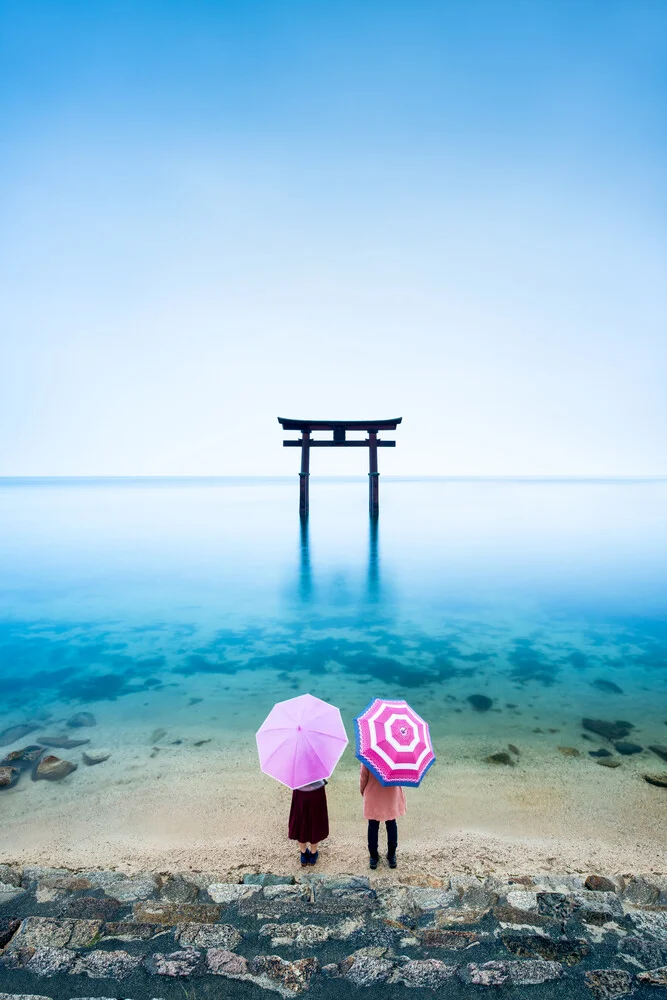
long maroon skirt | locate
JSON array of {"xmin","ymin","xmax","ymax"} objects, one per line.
[{"xmin": 288, "ymin": 786, "xmax": 329, "ymax": 843}]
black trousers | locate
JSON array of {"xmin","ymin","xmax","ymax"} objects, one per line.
[{"xmin": 368, "ymin": 819, "xmax": 398, "ymax": 860}]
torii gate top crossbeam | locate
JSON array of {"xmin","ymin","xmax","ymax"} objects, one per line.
[{"xmin": 278, "ymin": 417, "xmax": 402, "ymax": 432}]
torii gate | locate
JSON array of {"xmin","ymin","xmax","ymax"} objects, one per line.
[{"xmin": 278, "ymin": 417, "xmax": 402, "ymax": 516}]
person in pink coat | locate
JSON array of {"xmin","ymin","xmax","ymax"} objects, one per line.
[{"xmin": 359, "ymin": 763, "xmax": 406, "ymax": 870}]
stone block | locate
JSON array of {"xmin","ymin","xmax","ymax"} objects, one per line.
[
  {"xmin": 82, "ymin": 871, "xmax": 160, "ymax": 901},
  {"xmin": 207, "ymin": 882, "xmax": 261, "ymax": 904},
  {"xmin": 636, "ymin": 966, "xmax": 667, "ymax": 985},
  {"xmin": 73, "ymin": 949, "xmax": 142, "ymax": 979},
  {"xmin": 145, "ymin": 948, "xmax": 204, "ymax": 977},
  {"xmin": 584, "ymin": 969, "xmax": 635, "ymax": 998},
  {"xmin": 626, "ymin": 910, "xmax": 667, "ymax": 942},
  {"xmin": 389, "ymin": 958, "xmax": 458, "ymax": 987},
  {"xmin": 7, "ymin": 917, "xmax": 101, "ymax": 950},
  {"xmin": 157, "ymin": 875, "xmax": 199, "ymax": 903},
  {"xmin": 206, "ymin": 947, "xmax": 249, "ymax": 978},
  {"xmin": 460, "ymin": 959, "xmax": 564, "ymax": 986},
  {"xmin": 175, "ymin": 922, "xmax": 242, "ymax": 950},
  {"xmin": 244, "ymin": 874, "xmax": 295, "ymax": 886},
  {"xmin": 132, "ymin": 901, "xmax": 222, "ymax": 925},
  {"xmin": 249, "ymin": 954, "xmax": 320, "ymax": 996}
]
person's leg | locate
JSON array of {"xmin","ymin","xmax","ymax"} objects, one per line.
[
  {"xmin": 367, "ymin": 819, "xmax": 380, "ymax": 869},
  {"xmin": 386, "ymin": 820, "xmax": 398, "ymax": 866},
  {"xmin": 306, "ymin": 840, "xmax": 319, "ymax": 865}
]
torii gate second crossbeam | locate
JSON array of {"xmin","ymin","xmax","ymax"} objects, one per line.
[{"xmin": 278, "ymin": 417, "xmax": 402, "ymax": 516}]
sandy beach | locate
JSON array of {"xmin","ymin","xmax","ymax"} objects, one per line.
[{"xmin": 1, "ymin": 723, "xmax": 665, "ymax": 878}]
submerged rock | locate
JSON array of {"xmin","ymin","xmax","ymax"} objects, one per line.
[
  {"xmin": 67, "ymin": 712, "xmax": 96, "ymax": 728},
  {"xmin": 82, "ymin": 748, "xmax": 111, "ymax": 765},
  {"xmin": 558, "ymin": 746, "xmax": 580, "ymax": 756},
  {"xmin": 33, "ymin": 755, "xmax": 77, "ymax": 781},
  {"xmin": 0, "ymin": 722, "xmax": 38, "ymax": 746},
  {"xmin": 597, "ymin": 758, "xmax": 622, "ymax": 768},
  {"xmin": 644, "ymin": 773, "xmax": 667, "ymax": 787},
  {"xmin": 468, "ymin": 695, "xmax": 493, "ymax": 712},
  {"xmin": 648, "ymin": 745, "xmax": 667, "ymax": 762},
  {"xmin": 614, "ymin": 742, "xmax": 643, "ymax": 755},
  {"xmin": 589, "ymin": 748, "xmax": 612, "ymax": 758},
  {"xmin": 37, "ymin": 735, "xmax": 90, "ymax": 749},
  {"xmin": 583, "ymin": 718, "xmax": 633, "ymax": 741},
  {"xmin": 592, "ymin": 679, "xmax": 624, "ymax": 694},
  {"xmin": 0, "ymin": 765, "xmax": 20, "ymax": 789},
  {"xmin": 485, "ymin": 751, "xmax": 514, "ymax": 766},
  {"xmin": 0, "ymin": 744, "xmax": 45, "ymax": 769}
]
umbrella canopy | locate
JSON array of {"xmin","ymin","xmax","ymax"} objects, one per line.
[
  {"xmin": 256, "ymin": 693, "xmax": 348, "ymax": 790},
  {"xmin": 354, "ymin": 698, "xmax": 435, "ymax": 787}
]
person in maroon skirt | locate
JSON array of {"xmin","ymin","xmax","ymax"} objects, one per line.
[{"xmin": 288, "ymin": 778, "xmax": 329, "ymax": 866}]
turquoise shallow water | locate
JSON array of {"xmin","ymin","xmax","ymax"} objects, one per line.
[{"xmin": 0, "ymin": 476, "xmax": 666, "ymax": 771}]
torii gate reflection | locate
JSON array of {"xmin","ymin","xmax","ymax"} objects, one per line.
[
  {"xmin": 298, "ymin": 514, "xmax": 381, "ymax": 603},
  {"xmin": 278, "ymin": 417, "xmax": 402, "ymax": 516}
]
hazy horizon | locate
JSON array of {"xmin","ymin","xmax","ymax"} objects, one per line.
[{"xmin": 2, "ymin": 0, "xmax": 666, "ymax": 478}]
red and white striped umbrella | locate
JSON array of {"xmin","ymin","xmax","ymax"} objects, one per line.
[{"xmin": 354, "ymin": 698, "xmax": 435, "ymax": 787}]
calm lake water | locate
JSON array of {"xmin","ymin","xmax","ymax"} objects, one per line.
[{"xmin": 1, "ymin": 477, "xmax": 666, "ymax": 773}]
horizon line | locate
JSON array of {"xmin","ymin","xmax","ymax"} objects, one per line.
[{"xmin": 1, "ymin": 475, "xmax": 666, "ymax": 484}]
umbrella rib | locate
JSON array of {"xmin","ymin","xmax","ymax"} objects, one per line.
[
  {"xmin": 300, "ymin": 733, "xmax": 328, "ymax": 777},
  {"xmin": 260, "ymin": 734, "xmax": 292, "ymax": 767}
]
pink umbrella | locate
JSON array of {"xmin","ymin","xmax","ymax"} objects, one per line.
[
  {"xmin": 354, "ymin": 697, "xmax": 435, "ymax": 786},
  {"xmin": 256, "ymin": 693, "xmax": 348, "ymax": 789}
]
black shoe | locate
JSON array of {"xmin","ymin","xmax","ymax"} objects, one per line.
[
  {"xmin": 307, "ymin": 850, "xmax": 319, "ymax": 865},
  {"xmin": 387, "ymin": 855, "xmax": 397, "ymax": 869},
  {"xmin": 300, "ymin": 850, "xmax": 311, "ymax": 867},
  {"xmin": 369, "ymin": 856, "xmax": 378, "ymax": 870}
]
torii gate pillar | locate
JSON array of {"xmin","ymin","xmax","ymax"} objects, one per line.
[{"xmin": 278, "ymin": 417, "xmax": 402, "ymax": 516}]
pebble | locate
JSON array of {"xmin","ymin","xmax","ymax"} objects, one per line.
[
  {"xmin": 82, "ymin": 749, "xmax": 111, "ymax": 766},
  {"xmin": 644, "ymin": 773, "xmax": 667, "ymax": 787},
  {"xmin": 37, "ymin": 735, "xmax": 90, "ymax": 749},
  {"xmin": 0, "ymin": 766, "xmax": 20, "ymax": 789},
  {"xmin": 0, "ymin": 745, "xmax": 45, "ymax": 769},
  {"xmin": 32, "ymin": 756, "xmax": 77, "ymax": 782}
]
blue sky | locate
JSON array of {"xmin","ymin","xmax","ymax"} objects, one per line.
[{"xmin": 1, "ymin": 0, "xmax": 666, "ymax": 475}]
